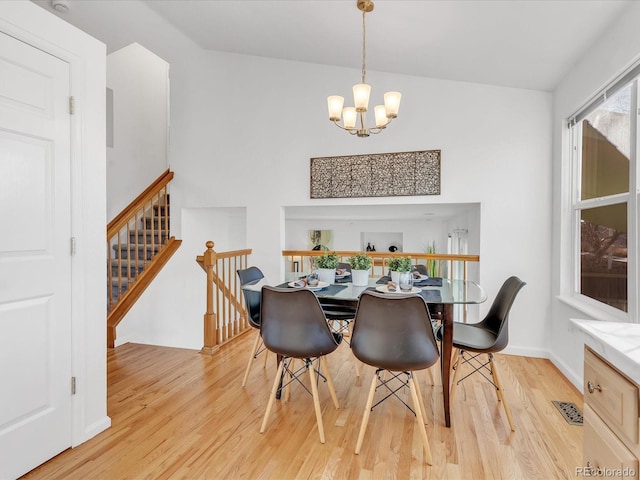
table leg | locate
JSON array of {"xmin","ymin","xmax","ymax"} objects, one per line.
[{"xmin": 441, "ymin": 303, "xmax": 453, "ymax": 427}]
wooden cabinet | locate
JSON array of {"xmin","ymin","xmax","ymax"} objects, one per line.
[{"xmin": 583, "ymin": 346, "xmax": 639, "ymax": 479}]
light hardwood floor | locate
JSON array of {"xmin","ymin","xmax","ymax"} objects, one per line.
[{"xmin": 23, "ymin": 333, "xmax": 584, "ymax": 479}]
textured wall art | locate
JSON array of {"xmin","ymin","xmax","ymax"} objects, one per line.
[{"xmin": 310, "ymin": 150, "xmax": 441, "ymax": 199}]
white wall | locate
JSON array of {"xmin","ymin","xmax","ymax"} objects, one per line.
[
  {"xmin": 47, "ymin": 0, "xmax": 553, "ymax": 357},
  {"xmin": 0, "ymin": 0, "xmax": 108, "ymax": 451},
  {"xmin": 106, "ymin": 42, "xmax": 169, "ymax": 221},
  {"xmin": 551, "ymin": 2, "xmax": 640, "ymax": 389},
  {"xmin": 115, "ymin": 207, "xmax": 246, "ymax": 348},
  {"xmin": 284, "ymin": 211, "xmax": 475, "ymax": 258},
  {"xmin": 133, "ymin": 46, "xmax": 552, "ymax": 356}
]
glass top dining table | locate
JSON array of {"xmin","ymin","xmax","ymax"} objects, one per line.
[{"xmin": 244, "ymin": 275, "xmax": 487, "ymax": 427}]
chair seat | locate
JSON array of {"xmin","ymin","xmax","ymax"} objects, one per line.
[
  {"xmin": 322, "ymin": 308, "xmax": 356, "ymax": 320},
  {"xmin": 450, "ymin": 322, "xmax": 499, "ymax": 353},
  {"xmin": 319, "ymin": 299, "xmax": 357, "ymax": 321}
]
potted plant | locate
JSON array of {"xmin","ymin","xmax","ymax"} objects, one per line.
[
  {"xmin": 387, "ymin": 256, "xmax": 413, "ymax": 287},
  {"xmin": 347, "ymin": 253, "xmax": 372, "ymax": 286},
  {"xmin": 315, "ymin": 251, "xmax": 339, "ymax": 284},
  {"xmin": 425, "ymin": 241, "xmax": 438, "ymax": 278}
]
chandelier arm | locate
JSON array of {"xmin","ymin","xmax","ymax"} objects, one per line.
[
  {"xmin": 332, "ymin": 121, "xmax": 359, "ymax": 135},
  {"xmin": 332, "ymin": 115, "xmax": 393, "ymax": 135}
]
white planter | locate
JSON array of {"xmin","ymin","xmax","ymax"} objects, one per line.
[
  {"xmin": 390, "ymin": 270, "xmax": 401, "ymax": 284},
  {"xmin": 351, "ymin": 269, "xmax": 369, "ymax": 286},
  {"xmin": 317, "ymin": 268, "xmax": 336, "ymax": 284}
]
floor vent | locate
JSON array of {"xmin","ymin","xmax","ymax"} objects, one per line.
[{"xmin": 552, "ymin": 401, "xmax": 583, "ymax": 425}]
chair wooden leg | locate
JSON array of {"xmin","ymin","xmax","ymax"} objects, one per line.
[
  {"xmin": 450, "ymin": 349, "xmax": 463, "ymax": 404},
  {"xmin": 263, "ymin": 345, "xmax": 269, "ymax": 368},
  {"xmin": 308, "ymin": 360, "xmax": 326, "ymax": 443},
  {"xmin": 408, "ymin": 374, "xmax": 433, "ymax": 465},
  {"xmin": 489, "ymin": 354, "xmax": 515, "ymax": 431},
  {"xmin": 320, "ymin": 356, "xmax": 340, "ymax": 409},
  {"xmin": 242, "ymin": 330, "xmax": 261, "ymax": 387},
  {"xmin": 260, "ymin": 358, "xmax": 285, "ymax": 434},
  {"xmin": 353, "ymin": 359, "xmax": 361, "ymax": 377},
  {"xmin": 355, "ymin": 373, "xmax": 378, "ymax": 454},
  {"xmin": 413, "ymin": 373, "xmax": 429, "ymax": 425},
  {"xmin": 425, "ymin": 365, "xmax": 434, "ymax": 385}
]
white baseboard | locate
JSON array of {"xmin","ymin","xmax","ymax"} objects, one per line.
[
  {"xmin": 500, "ymin": 345, "xmax": 582, "ymax": 391},
  {"xmin": 549, "ymin": 351, "xmax": 582, "ymax": 391},
  {"xmin": 502, "ymin": 345, "xmax": 549, "ymax": 358},
  {"xmin": 73, "ymin": 416, "xmax": 111, "ymax": 447},
  {"xmin": 114, "ymin": 333, "xmax": 143, "ymax": 347}
]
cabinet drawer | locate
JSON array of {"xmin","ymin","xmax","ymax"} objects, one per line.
[
  {"xmin": 584, "ymin": 347, "xmax": 639, "ymax": 444},
  {"xmin": 584, "ymin": 405, "xmax": 638, "ymax": 479}
]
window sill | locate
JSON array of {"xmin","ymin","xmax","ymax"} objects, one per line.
[{"xmin": 557, "ymin": 294, "xmax": 632, "ymax": 324}]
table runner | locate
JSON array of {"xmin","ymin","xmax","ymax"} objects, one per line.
[
  {"xmin": 376, "ymin": 276, "xmax": 444, "ymax": 287},
  {"xmin": 277, "ymin": 282, "xmax": 349, "ymax": 297}
]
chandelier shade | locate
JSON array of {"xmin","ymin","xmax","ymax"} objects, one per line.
[{"xmin": 327, "ymin": 0, "xmax": 401, "ymax": 137}]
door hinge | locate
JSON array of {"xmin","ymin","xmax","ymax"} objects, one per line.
[
  {"xmin": 69, "ymin": 96, "xmax": 75, "ymax": 115},
  {"xmin": 70, "ymin": 237, "xmax": 76, "ymax": 255},
  {"xmin": 71, "ymin": 376, "xmax": 76, "ymax": 395}
]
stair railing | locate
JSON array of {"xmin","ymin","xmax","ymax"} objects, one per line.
[
  {"xmin": 281, "ymin": 250, "xmax": 480, "ymax": 281},
  {"xmin": 196, "ymin": 241, "xmax": 253, "ymax": 354},
  {"xmin": 107, "ymin": 169, "xmax": 181, "ymax": 347}
]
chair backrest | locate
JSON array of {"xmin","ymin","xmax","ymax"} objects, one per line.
[
  {"xmin": 479, "ymin": 276, "xmax": 526, "ymax": 352},
  {"xmin": 351, "ymin": 291, "xmax": 440, "ymax": 372},
  {"xmin": 260, "ymin": 286, "xmax": 342, "ymax": 358},
  {"xmin": 413, "ymin": 264, "xmax": 429, "ymax": 276},
  {"xmin": 237, "ymin": 266, "xmax": 264, "ymax": 285},
  {"xmin": 337, "ymin": 262, "xmax": 352, "ymax": 272},
  {"xmin": 237, "ymin": 266, "xmax": 265, "ymax": 328}
]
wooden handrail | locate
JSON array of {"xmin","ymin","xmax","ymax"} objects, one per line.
[
  {"xmin": 281, "ymin": 250, "xmax": 479, "ymax": 262},
  {"xmin": 198, "ymin": 241, "xmax": 253, "ymax": 354},
  {"xmin": 107, "ymin": 169, "xmax": 174, "ymax": 237}
]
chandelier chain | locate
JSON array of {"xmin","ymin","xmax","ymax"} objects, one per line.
[{"xmin": 361, "ymin": 7, "xmax": 367, "ymax": 84}]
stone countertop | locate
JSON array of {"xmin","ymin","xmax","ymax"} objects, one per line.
[{"xmin": 570, "ymin": 318, "xmax": 640, "ymax": 385}]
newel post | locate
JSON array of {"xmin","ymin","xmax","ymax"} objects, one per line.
[{"xmin": 201, "ymin": 241, "xmax": 219, "ymax": 355}]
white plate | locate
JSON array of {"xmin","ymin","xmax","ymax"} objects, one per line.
[
  {"xmin": 335, "ymin": 271, "xmax": 351, "ymax": 278},
  {"xmin": 412, "ymin": 274, "xmax": 428, "ymax": 281},
  {"xmin": 288, "ymin": 281, "xmax": 330, "ymax": 291},
  {"xmin": 375, "ymin": 285, "xmax": 421, "ymax": 295}
]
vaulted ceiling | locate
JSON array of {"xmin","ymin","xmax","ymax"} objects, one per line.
[{"xmin": 33, "ymin": 0, "xmax": 631, "ymax": 92}]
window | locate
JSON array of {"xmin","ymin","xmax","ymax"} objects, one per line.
[{"xmin": 569, "ymin": 82, "xmax": 635, "ymax": 317}]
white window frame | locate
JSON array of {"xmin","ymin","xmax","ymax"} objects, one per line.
[{"xmin": 566, "ymin": 80, "xmax": 639, "ymax": 324}]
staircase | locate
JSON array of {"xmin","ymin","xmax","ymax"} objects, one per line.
[
  {"xmin": 110, "ymin": 202, "xmax": 169, "ymax": 304},
  {"xmin": 107, "ymin": 170, "xmax": 182, "ymax": 347}
]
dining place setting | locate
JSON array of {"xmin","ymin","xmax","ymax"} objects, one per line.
[{"xmin": 284, "ymin": 254, "xmax": 445, "ymax": 304}]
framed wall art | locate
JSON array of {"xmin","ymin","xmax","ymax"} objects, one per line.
[{"xmin": 310, "ymin": 149, "xmax": 441, "ymax": 199}]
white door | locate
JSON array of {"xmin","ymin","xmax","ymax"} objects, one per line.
[{"xmin": 0, "ymin": 31, "xmax": 73, "ymax": 479}]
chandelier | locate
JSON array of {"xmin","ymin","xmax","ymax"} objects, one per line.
[{"xmin": 327, "ymin": 0, "xmax": 401, "ymax": 138}]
